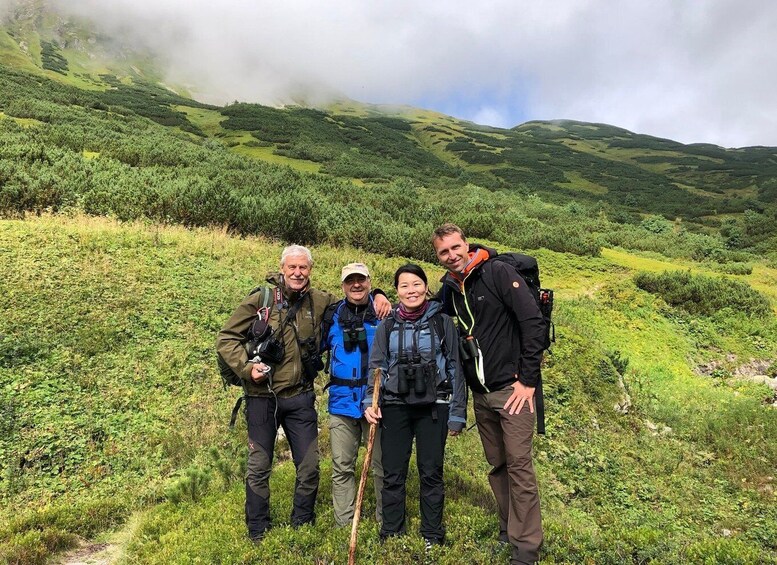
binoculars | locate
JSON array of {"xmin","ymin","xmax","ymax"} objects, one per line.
[
  {"xmin": 299, "ymin": 336, "xmax": 324, "ymax": 383},
  {"xmin": 343, "ymin": 326, "xmax": 368, "ymax": 353},
  {"xmin": 459, "ymin": 335, "xmax": 479, "ymax": 361},
  {"xmin": 397, "ymin": 355, "xmax": 429, "ymax": 396}
]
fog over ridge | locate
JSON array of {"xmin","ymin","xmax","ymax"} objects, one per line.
[{"xmin": 5, "ymin": 0, "xmax": 777, "ymax": 147}]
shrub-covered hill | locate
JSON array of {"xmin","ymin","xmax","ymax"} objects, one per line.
[
  {"xmin": 3, "ymin": 0, "xmax": 777, "ymax": 225},
  {"xmin": 3, "ymin": 61, "xmax": 777, "ymax": 267},
  {"xmin": 1, "ymin": 215, "xmax": 775, "ymax": 564},
  {"xmin": 2, "ymin": 0, "xmax": 777, "ymax": 247}
]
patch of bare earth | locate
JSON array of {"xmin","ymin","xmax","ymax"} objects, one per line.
[{"xmin": 56, "ymin": 540, "xmax": 119, "ymax": 565}]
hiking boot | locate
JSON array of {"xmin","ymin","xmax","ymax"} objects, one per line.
[
  {"xmin": 498, "ymin": 530, "xmax": 509, "ymax": 544},
  {"xmin": 291, "ymin": 518, "xmax": 315, "ymax": 529},
  {"xmin": 379, "ymin": 531, "xmax": 405, "ymax": 544},
  {"xmin": 424, "ymin": 537, "xmax": 443, "ymax": 551}
]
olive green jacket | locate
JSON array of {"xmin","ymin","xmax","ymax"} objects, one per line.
[{"xmin": 216, "ymin": 273, "xmax": 337, "ymax": 398}]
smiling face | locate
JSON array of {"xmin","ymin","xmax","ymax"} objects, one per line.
[
  {"xmin": 342, "ymin": 274, "xmax": 371, "ymax": 305},
  {"xmin": 433, "ymin": 232, "xmax": 470, "ymax": 273},
  {"xmin": 396, "ymin": 272, "xmax": 427, "ymax": 311},
  {"xmin": 281, "ymin": 254, "xmax": 312, "ymax": 292}
]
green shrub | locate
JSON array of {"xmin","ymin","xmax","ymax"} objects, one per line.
[
  {"xmin": 165, "ymin": 466, "xmax": 213, "ymax": 504},
  {"xmin": 640, "ymin": 214, "xmax": 672, "ymax": 234},
  {"xmin": 682, "ymin": 537, "xmax": 772, "ymax": 564},
  {"xmin": 0, "ymin": 528, "xmax": 74, "ymax": 565},
  {"xmin": 40, "ymin": 41, "xmax": 69, "ymax": 75},
  {"xmin": 634, "ymin": 270, "xmax": 772, "ymax": 318},
  {"xmin": 708, "ymin": 262, "xmax": 754, "ymax": 275}
]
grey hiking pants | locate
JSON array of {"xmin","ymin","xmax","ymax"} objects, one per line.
[{"xmin": 329, "ymin": 413, "xmax": 384, "ymax": 526}]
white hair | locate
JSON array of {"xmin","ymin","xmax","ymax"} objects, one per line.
[{"xmin": 280, "ymin": 245, "xmax": 313, "ymax": 267}]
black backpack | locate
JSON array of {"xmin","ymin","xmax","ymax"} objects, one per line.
[
  {"xmin": 486, "ymin": 253, "xmax": 555, "ymax": 351},
  {"xmin": 216, "ymin": 286, "xmax": 274, "ymax": 389},
  {"xmin": 216, "ymin": 286, "xmax": 274, "ymax": 427}
]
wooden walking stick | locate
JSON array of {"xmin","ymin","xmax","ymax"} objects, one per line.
[{"xmin": 348, "ymin": 368, "xmax": 382, "ymax": 565}]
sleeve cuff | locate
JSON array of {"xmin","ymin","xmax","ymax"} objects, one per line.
[{"xmin": 448, "ymin": 420, "xmax": 465, "ymax": 432}]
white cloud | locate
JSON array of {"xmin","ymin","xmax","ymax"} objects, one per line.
[
  {"xmin": 36, "ymin": 0, "xmax": 777, "ymax": 147},
  {"xmin": 469, "ymin": 106, "xmax": 510, "ymax": 129}
]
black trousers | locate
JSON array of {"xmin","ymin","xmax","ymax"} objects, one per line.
[
  {"xmin": 379, "ymin": 403, "xmax": 449, "ymax": 542},
  {"xmin": 244, "ymin": 391, "xmax": 319, "ymax": 537}
]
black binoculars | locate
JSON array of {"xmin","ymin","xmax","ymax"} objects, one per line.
[
  {"xmin": 397, "ymin": 355, "xmax": 428, "ymax": 396},
  {"xmin": 343, "ymin": 326, "xmax": 368, "ymax": 353},
  {"xmin": 459, "ymin": 335, "xmax": 478, "ymax": 361},
  {"xmin": 299, "ymin": 337, "xmax": 324, "ymax": 382}
]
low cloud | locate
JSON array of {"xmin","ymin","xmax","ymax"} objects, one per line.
[
  {"xmin": 470, "ymin": 106, "xmax": 510, "ymax": 129},
  {"xmin": 17, "ymin": 0, "xmax": 776, "ymax": 146}
]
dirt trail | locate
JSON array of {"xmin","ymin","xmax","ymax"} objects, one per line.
[{"xmin": 56, "ymin": 541, "xmax": 120, "ymax": 565}]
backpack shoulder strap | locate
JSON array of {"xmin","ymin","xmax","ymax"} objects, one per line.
[
  {"xmin": 383, "ymin": 316, "xmax": 396, "ymax": 338},
  {"xmin": 429, "ymin": 311, "xmax": 448, "ymax": 358},
  {"xmin": 224, "ymin": 286, "xmax": 275, "ymax": 428},
  {"xmin": 247, "ymin": 285, "xmax": 274, "ymax": 310},
  {"xmin": 322, "ymin": 300, "xmax": 343, "ymax": 334},
  {"xmin": 478, "ymin": 258, "xmax": 504, "ymax": 306},
  {"xmin": 428, "ymin": 311, "xmax": 452, "ymax": 393},
  {"xmin": 321, "ymin": 300, "xmax": 344, "ymax": 375}
]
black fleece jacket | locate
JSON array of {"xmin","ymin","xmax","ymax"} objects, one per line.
[{"xmin": 439, "ymin": 244, "xmax": 546, "ymax": 393}]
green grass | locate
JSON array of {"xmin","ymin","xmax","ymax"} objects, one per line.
[
  {"xmin": 232, "ymin": 143, "xmax": 323, "ymax": 174},
  {"xmin": 1, "ymin": 215, "xmax": 775, "ymax": 564},
  {"xmin": 173, "ymin": 105, "xmax": 226, "ymax": 136},
  {"xmin": 0, "ymin": 111, "xmax": 44, "ymax": 128},
  {"xmin": 556, "ymin": 171, "xmax": 609, "ymax": 195},
  {"xmin": 0, "ymin": 30, "xmax": 40, "ymax": 73}
]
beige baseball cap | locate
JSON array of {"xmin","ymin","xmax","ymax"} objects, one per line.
[{"xmin": 341, "ymin": 262, "xmax": 370, "ymax": 282}]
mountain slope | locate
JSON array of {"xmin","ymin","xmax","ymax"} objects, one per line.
[
  {"xmin": 0, "ymin": 0, "xmax": 166, "ymax": 87},
  {"xmin": 3, "ymin": 58, "xmax": 777, "ymax": 262},
  {"xmin": 1, "ymin": 0, "xmax": 776, "ymax": 226},
  {"xmin": 1, "ymin": 3, "xmax": 776, "ymax": 564}
]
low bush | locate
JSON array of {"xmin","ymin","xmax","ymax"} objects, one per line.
[
  {"xmin": 634, "ymin": 270, "xmax": 772, "ymax": 317},
  {"xmin": 708, "ymin": 261, "xmax": 754, "ymax": 275}
]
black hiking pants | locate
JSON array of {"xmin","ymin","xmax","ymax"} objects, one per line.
[
  {"xmin": 245, "ymin": 391, "xmax": 319, "ymax": 537},
  {"xmin": 379, "ymin": 403, "xmax": 449, "ymax": 543}
]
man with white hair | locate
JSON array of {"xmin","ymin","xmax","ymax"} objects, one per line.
[{"xmin": 217, "ymin": 246, "xmax": 390, "ymax": 542}]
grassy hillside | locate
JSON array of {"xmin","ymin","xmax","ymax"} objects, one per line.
[
  {"xmin": 1, "ymin": 4, "xmax": 776, "ymax": 563},
  {"xmin": 0, "ymin": 0, "xmax": 168, "ymax": 89},
  {"xmin": 1, "ymin": 215, "xmax": 775, "ymax": 564}
]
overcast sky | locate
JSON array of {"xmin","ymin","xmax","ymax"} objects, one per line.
[{"xmin": 38, "ymin": 0, "xmax": 777, "ymax": 147}]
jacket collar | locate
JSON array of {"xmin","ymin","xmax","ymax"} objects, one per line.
[{"xmin": 266, "ymin": 272, "xmax": 310, "ymax": 301}]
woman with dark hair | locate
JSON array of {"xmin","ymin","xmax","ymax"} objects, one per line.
[{"xmin": 364, "ymin": 263, "xmax": 466, "ymax": 548}]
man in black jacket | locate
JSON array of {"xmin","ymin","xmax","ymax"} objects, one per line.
[{"xmin": 432, "ymin": 223, "xmax": 546, "ymax": 565}]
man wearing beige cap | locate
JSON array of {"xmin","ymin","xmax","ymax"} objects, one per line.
[
  {"xmin": 321, "ymin": 263, "xmax": 386, "ymax": 526},
  {"xmin": 217, "ymin": 249, "xmax": 389, "ymax": 542}
]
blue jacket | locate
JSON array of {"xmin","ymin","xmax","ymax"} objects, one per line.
[
  {"xmin": 366, "ymin": 301, "xmax": 467, "ymax": 433},
  {"xmin": 323, "ymin": 298, "xmax": 380, "ymax": 419}
]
